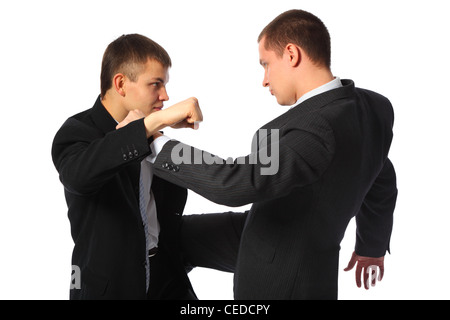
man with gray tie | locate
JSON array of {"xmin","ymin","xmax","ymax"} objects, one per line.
[{"xmin": 52, "ymin": 34, "xmax": 203, "ymax": 299}]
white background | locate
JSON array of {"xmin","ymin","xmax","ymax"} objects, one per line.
[{"xmin": 0, "ymin": 0, "xmax": 449, "ymax": 300}]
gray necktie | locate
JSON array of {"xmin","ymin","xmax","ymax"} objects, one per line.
[{"xmin": 139, "ymin": 173, "xmax": 150, "ymax": 292}]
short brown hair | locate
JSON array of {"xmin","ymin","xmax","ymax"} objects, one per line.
[
  {"xmin": 100, "ymin": 34, "xmax": 172, "ymax": 98},
  {"xmin": 258, "ymin": 10, "xmax": 331, "ymax": 69}
]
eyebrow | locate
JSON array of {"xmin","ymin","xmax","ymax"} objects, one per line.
[
  {"xmin": 150, "ymin": 78, "xmax": 166, "ymax": 84},
  {"xmin": 148, "ymin": 78, "xmax": 169, "ymax": 86}
]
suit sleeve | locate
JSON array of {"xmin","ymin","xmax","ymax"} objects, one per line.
[
  {"xmin": 355, "ymin": 158, "xmax": 398, "ymax": 257},
  {"xmin": 51, "ymin": 118, "xmax": 151, "ymax": 195},
  {"xmin": 153, "ymin": 115, "xmax": 335, "ymax": 207}
]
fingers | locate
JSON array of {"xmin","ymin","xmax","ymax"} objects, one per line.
[
  {"xmin": 170, "ymin": 119, "xmax": 201, "ymax": 130},
  {"xmin": 355, "ymin": 264, "xmax": 363, "ymax": 288},
  {"xmin": 346, "ymin": 251, "xmax": 385, "ymax": 290},
  {"xmin": 363, "ymin": 266, "xmax": 376, "ymax": 290},
  {"xmin": 161, "ymin": 97, "xmax": 203, "ymax": 130},
  {"xmin": 344, "ymin": 251, "xmax": 358, "ymax": 272},
  {"xmin": 379, "ymin": 265, "xmax": 384, "ymax": 281},
  {"xmin": 372, "ymin": 267, "xmax": 378, "ymax": 287},
  {"xmin": 364, "ymin": 266, "xmax": 381, "ymax": 290},
  {"xmin": 168, "ymin": 97, "xmax": 203, "ymax": 129},
  {"xmin": 187, "ymin": 98, "xmax": 203, "ymax": 127}
]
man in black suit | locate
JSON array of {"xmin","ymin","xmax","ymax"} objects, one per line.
[
  {"xmin": 147, "ymin": 10, "xmax": 398, "ymax": 299},
  {"xmin": 51, "ymin": 34, "xmax": 203, "ymax": 299}
]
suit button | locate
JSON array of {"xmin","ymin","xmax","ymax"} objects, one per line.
[
  {"xmin": 173, "ymin": 166, "xmax": 180, "ymax": 172},
  {"xmin": 134, "ymin": 150, "xmax": 139, "ymax": 157},
  {"xmin": 162, "ymin": 162, "xmax": 169, "ymax": 169},
  {"xmin": 123, "ymin": 154, "xmax": 128, "ymax": 161},
  {"xmin": 128, "ymin": 151, "xmax": 133, "ymax": 159}
]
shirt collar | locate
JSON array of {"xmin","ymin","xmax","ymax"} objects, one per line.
[{"xmin": 290, "ymin": 77, "xmax": 343, "ymax": 109}]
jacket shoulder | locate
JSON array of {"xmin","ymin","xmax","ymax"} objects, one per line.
[
  {"xmin": 54, "ymin": 108, "xmax": 101, "ymax": 141},
  {"xmin": 355, "ymin": 87, "xmax": 395, "ymax": 123},
  {"xmin": 355, "ymin": 87, "xmax": 393, "ymax": 107},
  {"xmin": 51, "ymin": 107, "xmax": 102, "ymax": 164}
]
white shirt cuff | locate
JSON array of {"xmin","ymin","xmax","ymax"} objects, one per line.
[{"xmin": 147, "ymin": 135, "xmax": 172, "ymax": 163}]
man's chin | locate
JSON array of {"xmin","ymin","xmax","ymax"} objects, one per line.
[
  {"xmin": 277, "ymin": 99, "xmax": 291, "ymax": 107},
  {"xmin": 276, "ymin": 97, "xmax": 297, "ymax": 107}
]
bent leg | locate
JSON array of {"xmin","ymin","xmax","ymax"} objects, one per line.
[{"xmin": 181, "ymin": 211, "xmax": 248, "ymax": 273}]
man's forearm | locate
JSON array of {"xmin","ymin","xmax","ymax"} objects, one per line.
[{"xmin": 144, "ymin": 112, "xmax": 167, "ymax": 138}]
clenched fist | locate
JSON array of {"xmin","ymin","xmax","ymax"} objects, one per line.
[
  {"xmin": 144, "ymin": 97, "xmax": 203, "ymax": 137},
  {"xmin": 158, "ymin": 97, "xmax": 203, "ymax": 129}
]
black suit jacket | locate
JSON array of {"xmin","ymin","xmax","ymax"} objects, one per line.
[
  {"xmin": 51, "ymin": 97, "xmax": 193, "ymax": 300},
  {"xmin": 152, "ymin": 80, "xmax": 398, "ymax": 299}
]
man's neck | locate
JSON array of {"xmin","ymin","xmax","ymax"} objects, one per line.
[
  {"xmin": 296, "ymin": 68, "xmax": 334, "ymax": 101},
  {"xmin": 289, "ymin": 68, "xmax": 342, "ymax": 109}
]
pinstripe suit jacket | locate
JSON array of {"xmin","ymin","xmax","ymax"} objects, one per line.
[{"xmin": 152, "ymin": 80, "xmax": 398, "ymax": 299}]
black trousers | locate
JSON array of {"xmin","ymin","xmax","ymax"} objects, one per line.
[
  {"xmin": 180, "ymin": 211, "xmax": 248, "ymax": 274},
  {"xmin": 146, "ymin": 245, "xmax": 198, "ymax": 300}
]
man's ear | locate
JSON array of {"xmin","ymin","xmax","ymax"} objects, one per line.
[
  {"xmin": 113, "ymin": 73, "xmax": 126, "ymax": 97},
  {"xmin": 285, "ymin": 44, "xmax": 301, "ymax": 67}
]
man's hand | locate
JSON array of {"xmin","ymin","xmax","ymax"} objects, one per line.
[
  {"xmin": 116, "ymin": 109, "xmax": 146, "ymax": 130},
  {"xmin": 158, "ymin": 97, "xmax": 203, "ymax": 129},
  {"xmin": 344, "ymin": 251, "xmax": 385, "ymax": 290},
  {"xmin": 144, "ymin": 97, "xmax": 203, "ymax": 138}
]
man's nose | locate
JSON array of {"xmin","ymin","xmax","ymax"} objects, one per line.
[
  {"xmin": 160, "ymin": 87, "xmax": 169, "ymax": 101},
  {"xmin": 262, "ymin": 72, "xmax": 269, "ymax": 87}
]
